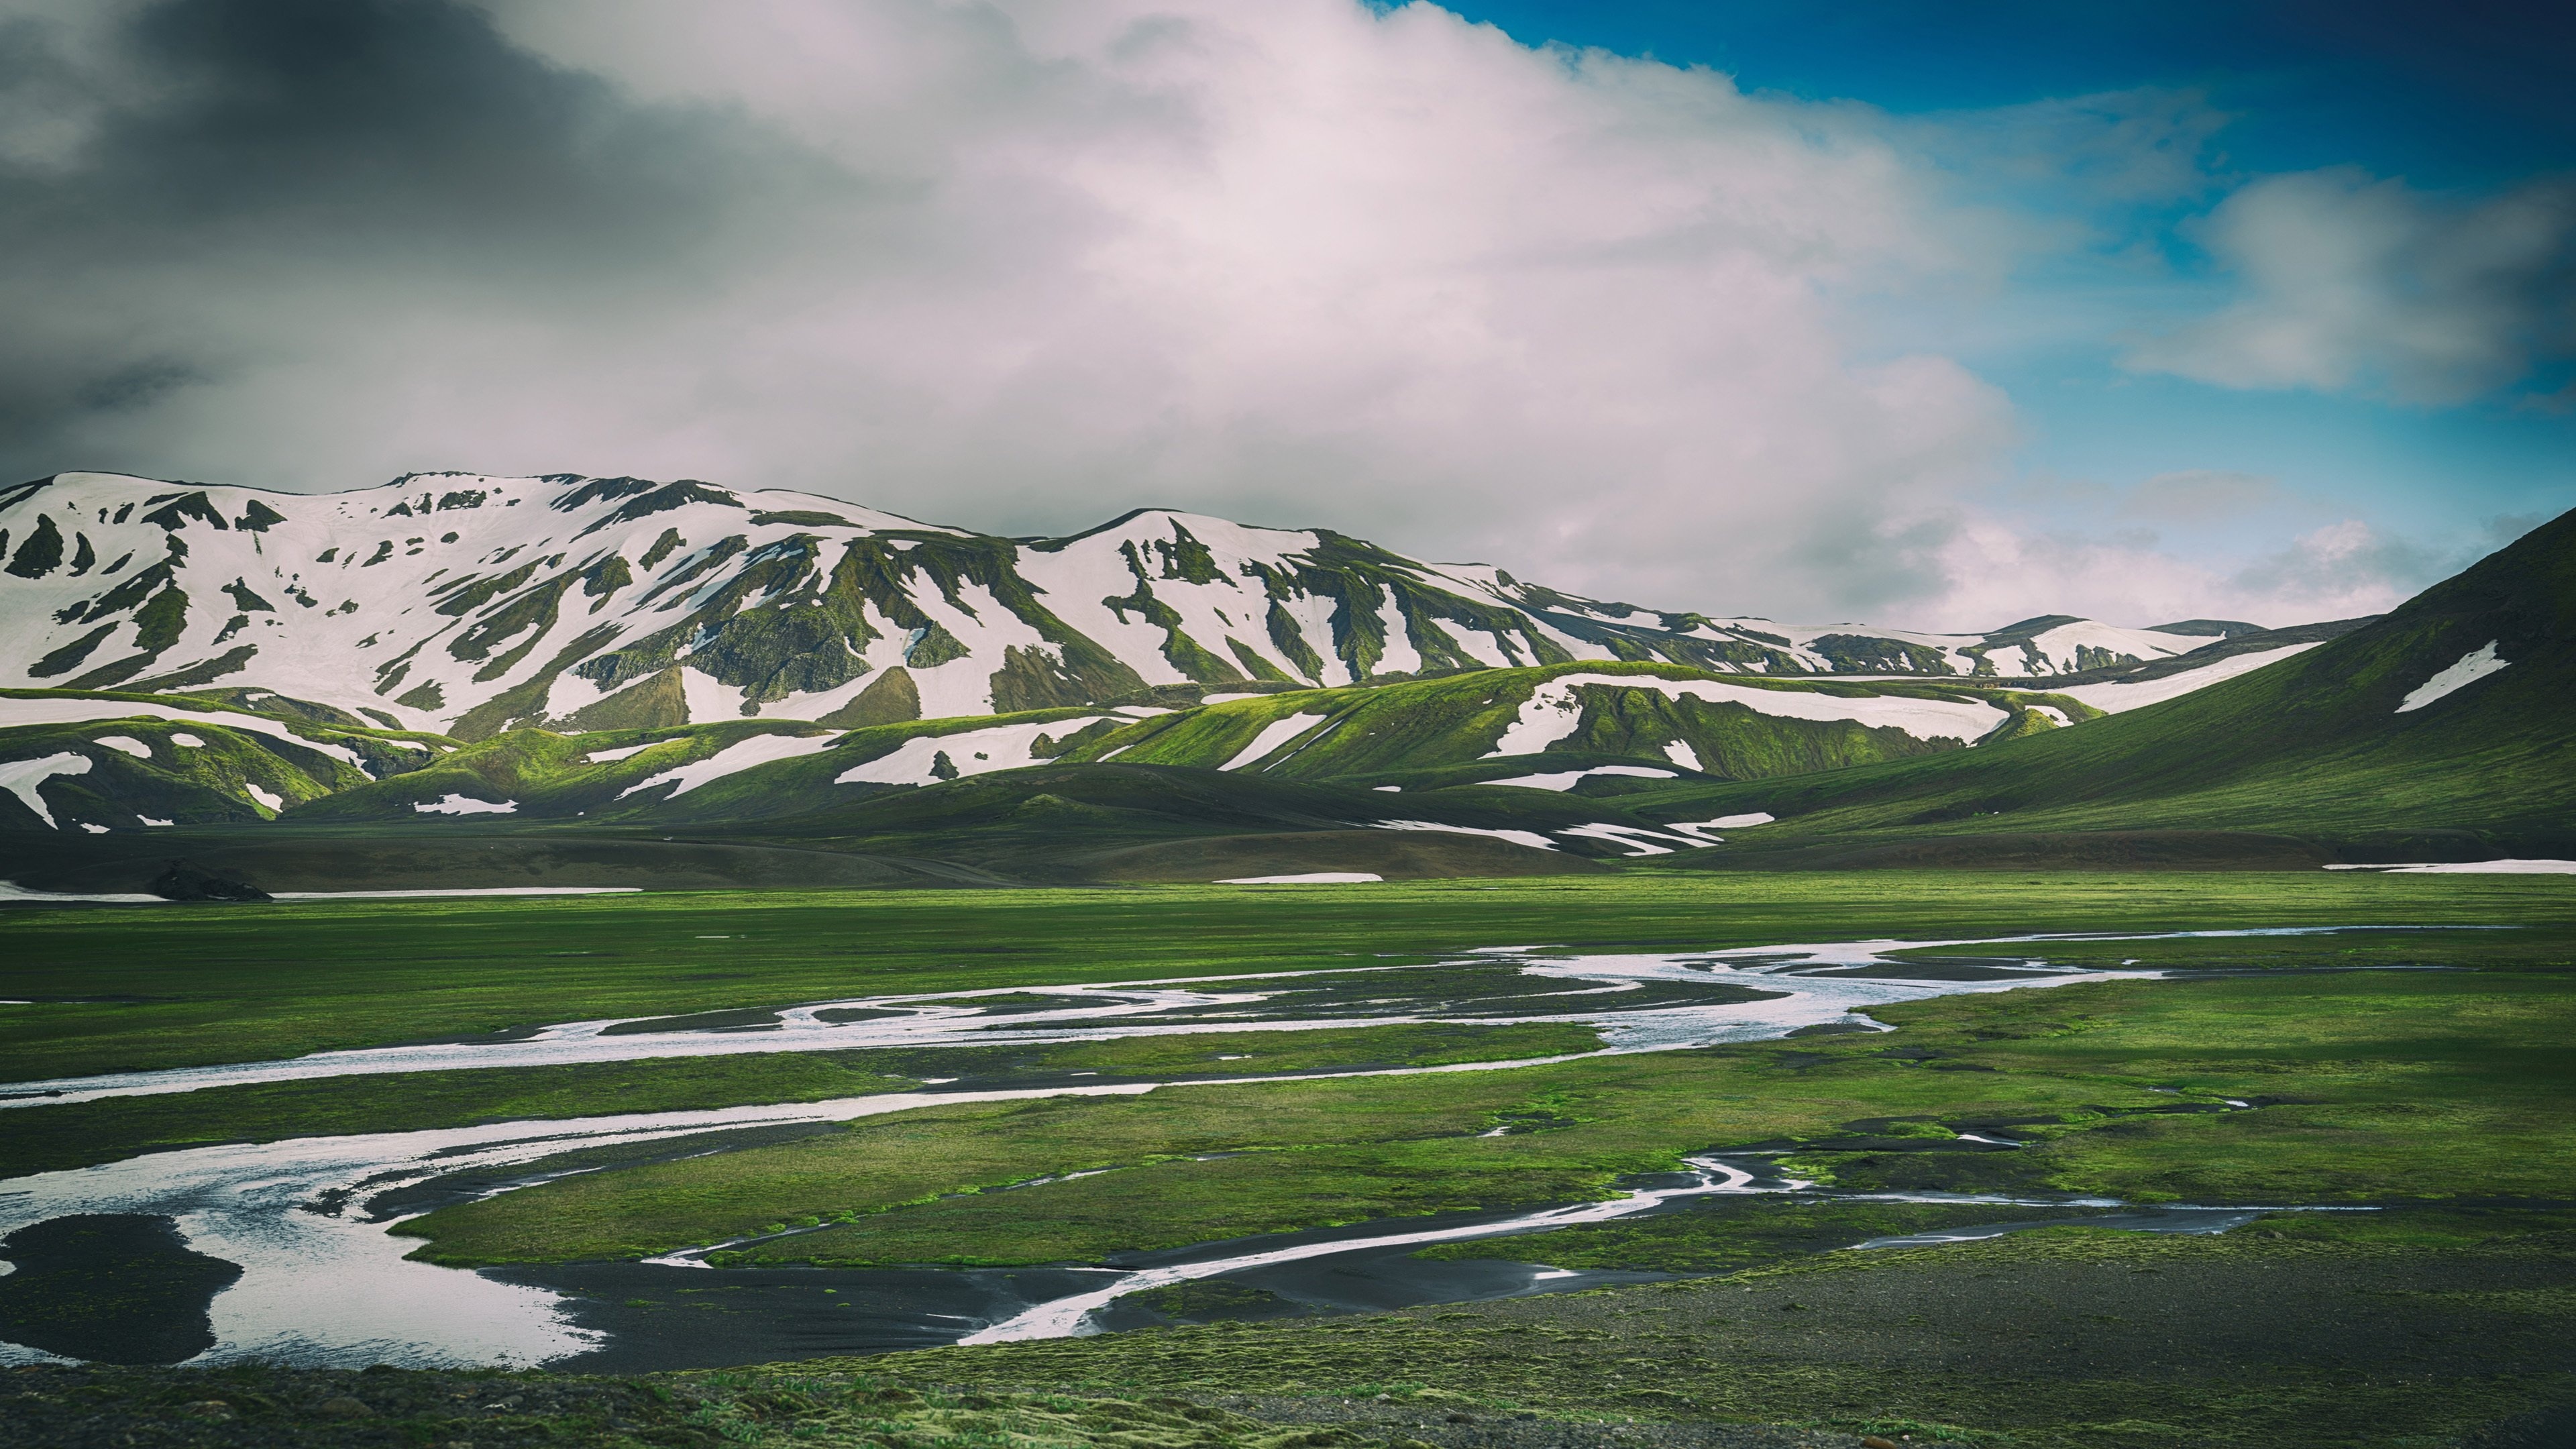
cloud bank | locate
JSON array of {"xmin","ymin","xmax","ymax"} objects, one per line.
[
  {"xmin": 2127, "ymin": 166, "xmax": 2576, "ymax": 403},
  {"xmin": 0, "ymin": 0, "xmax": 2528, "ymax": 629}
]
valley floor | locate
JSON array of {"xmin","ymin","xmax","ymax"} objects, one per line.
[{"xmin": 1, "ymin": 874, "xmax": 2571, "ymax": 1448}]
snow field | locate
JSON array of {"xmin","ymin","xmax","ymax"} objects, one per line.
[
  {"xmin": 1483, "ymin": 764, "xmax": 1676, "ymax": 792},
  {"xmin": 0, "ymin": 697, "xmax": 362, "ymax": 765},
  {"xmin": 2396, "ymin": 641, "xmax": 2509, "ymax": 713},
  {"xmin": 1555, "ymin": 822, "xmax": 1711, "ymax": 857},
  {"xmin": 414, "ymin": 794, "xmax": 517, "ymax": 816},
  {"xmin": 582, "ymin": 742, "xmax": 657, "ymax": 763},
  {"xmin": 1220, "ymin": 712, "xmax": 1332, "ymax": 770},
  {"xmin": 2324, "ymin": 859, "xmax": 2576, "ymax": 874},
  {"xmin": 1217, "ymin": 872, "xmax": 1385, "ymax": 883},
  {"xmin": 835, "ymin": 716, "xmax": 1115, "ymax": 787},
  {"xmin": 1486, "ymin": 674, "xmax": 2009, "ymax": 757},
  {"xmin": 0, "ymin": 752, "xmax": 91, "ymax": 827},
  {"xmin": 2057, "ymin": 644, "xmax": 2321, "ymax": 714},
  {"xmin": 616, "ymin": 731, "xmax": 836, "ymax": 800},
  {"xmin": 1368, "ymin": 819, "xmax": 1557, "ymax": 850}
]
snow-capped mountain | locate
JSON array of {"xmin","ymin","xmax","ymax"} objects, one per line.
[{"xmin": 0, "ymin": 471, "xmax": 2240, "ymax": 740}]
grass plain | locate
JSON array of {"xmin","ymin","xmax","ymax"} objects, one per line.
[
  {"xmin": 3, "ymin": 872, "xmax": 2572, "ymax": 1449},
  {"xmin": 4, "ymin": 872, "xmax": 2559, "ymax": 1077}
]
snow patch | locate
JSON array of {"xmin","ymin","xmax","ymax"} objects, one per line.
[
  {"xmin": 1483, "ymin": 765, "xmax": 1676, "ymax": 792},
  {"xmin": 414, "ymin": 794, "xmax": 517, "ymax": 816},
  {"xmin": 0, "ymin": 699, "xmax": 360, "ymax": 763},
  {"xmin": 1370, "ymin": 819, "xmax": 1558, "ymax": 851},
  {"xmin": 1703, "ymin": 812, "xmax": 1776, "ymax": 828},
  {"xmin": 583, "ymin": 743, "xmax": 657, "ymax": 763},
  {"xmin": 93, "ymin": 736, "xmax": 152, "ymax": 759},
  {"xmin": 1487, "ymin": 674, "xmax": 2007, "ymax": 757},
  {"xmin": 0, "ymin": 753, "xmax": 91, "ymax": 828},
  {"xmin": 1220, "ymin": 712, "xmax": 1330, "ymax": 770},
  {"xmin": 2058, "ymin": 644, "xmax": 2320, "ymax": 714},
  {"xmin": 138, "ymin": 816, "xmax": 174, "ymax": 827},
  {"xmin": 1555, "ymin": 823, "xmax": 1709, "ymax": 857},
  {"xmin": 271, "ymin": 887, "xmax": 645, "ymax": 898},
  {"xmin": 676, "ymin": 667, "xmax": 745, "ymax": 724},
  {"xmin": 1373, "ymin": 784, "xmax": 1401, "ymax": 792},
  {"xmin": 616, "ymin": 732, "xmax": 835, "ymax": 799},
  {"xmin": 0, "ymin": 879, "xmax": 161, "ymax": 904},
  {"xmin": 1218, "ymin": 872, "xmax": 1385, "ymax": 884},
  {"xmin": 835, "ymin": 717, "xmax": 1112, "ymax": 787},
  {"xmin": 242, "ymin": 782, "xmax": 285, "ymax": 812},
  {"xmin": 2324, "ymin": 859, "xmax": 2576, "ymax": 875},
  {"xmin": 78, "ymin": 822, "xmax": 107, "ymax": 834},
  {"xmin": 2396, "ymin": 641, "xmax": 2508, "ymax": 714},
  {"xmin": 1663, "ymin": 740, "xmax": 1703, "ymax": 772}
]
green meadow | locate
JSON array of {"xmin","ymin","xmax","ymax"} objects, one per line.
[{"xmin": 5, "ymin": 872, "xmax": 2572, "ymax": 1449}]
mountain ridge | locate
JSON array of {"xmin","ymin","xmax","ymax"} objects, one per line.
[{"xmin": 0, "ymin": 470, "xmax": 2270, "ymax": 742}]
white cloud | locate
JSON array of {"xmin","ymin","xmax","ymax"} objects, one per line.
[
  {"xmin": 2114, "ymin": 469, "xmax": 2286, "ymax": 523},
  {"xmin": 10, "ymin": 0, "xmax": 2023, "ymax": 621},
  {"xmin": 1918, "ymin": 513, "xmax": 2451, "ymax": 631},
  {"xmin": 2125, "ymin": 166, "xmax": 2576, "ymax": 402}
]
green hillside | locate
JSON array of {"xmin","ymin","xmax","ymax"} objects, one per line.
[
  {"xmin": 1619, "ymin": 506, "xmax": 2576, "ymax": 863},
  {"xmin": 3, "ymin": 511, "xmax": 2565, "ymax": 885}
]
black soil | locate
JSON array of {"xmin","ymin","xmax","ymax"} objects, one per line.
[
  {"xmin": 147, "ymin": 860, "xmax": 269, "ymax": 902},
  {"xmin": 0, "ymin": 1214, "xmax": 242, "ymax": 1364}
]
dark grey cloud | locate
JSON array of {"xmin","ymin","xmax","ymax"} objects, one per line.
[{"xmin": 0, "ymin": 0, "xmax": 835, "ymax": 464}]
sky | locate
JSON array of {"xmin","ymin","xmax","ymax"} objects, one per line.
[{"xmin": 0, "ymin": 0, "xmax": 2568, "ymax": 630}]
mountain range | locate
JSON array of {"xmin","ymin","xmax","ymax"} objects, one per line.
[{"xmin": 1, "ymin": 470, "xmax": 2557, "ymax": 894}]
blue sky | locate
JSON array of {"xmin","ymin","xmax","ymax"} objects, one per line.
[{"xmin": 1451, "ymin": 0, "xmax": 2576, "ymax": 588}]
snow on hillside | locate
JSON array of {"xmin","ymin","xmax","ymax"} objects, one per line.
[
  {"xmin": 835, "ymin": 716, "xmax": 1116, "ymax": 787},
  {"xmin": 1487, "ymin": 674, "xmax": 2011, "ymax": 757},
  {"xmin": 0, "ymin": 472, "xmax": 2260, "ymax": 742},
  {"xmin": 2395, "ymin": 642, "xmax": 2509, "ymax": 714},
  {"xmin": 0, "ymin": 693, "xmax": 366, "ymax": 764},
  {"xmin": 2057, "ymin": 643, "xmax": 2324, "ymax": 714},
  {"xmin": 617, "ymin": 731, "xmax": 837, "ymax": 799},
  {"xmin": 1222, "ymin": 712, "xmax": 1332, "ymax": 770}
]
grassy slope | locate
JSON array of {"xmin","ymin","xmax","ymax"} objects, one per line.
[
  {"xmin": 0, "ymin": 686, "xmax": 451, "ymax": 828},
  {"xmin": 1057, "ymin": 662, "xmax": 2049, "ymax": 786},
  {"xmin": 1619, "ymin": 507, "xmax": 2576, "ymax": 853}
]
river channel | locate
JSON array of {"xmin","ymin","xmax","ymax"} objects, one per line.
[{"xmin": 0, "ymin": 929, "xmax": 2392, "ymax": 1371}]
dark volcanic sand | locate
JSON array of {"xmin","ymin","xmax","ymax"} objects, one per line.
[{"xmin": 0, "ymin": 1214, "xmax": 241, "ymax": 1365}]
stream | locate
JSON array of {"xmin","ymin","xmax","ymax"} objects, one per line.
[{"xmin": 0, "ymin": 929, "xmax": 2392, "ymax": 1371}]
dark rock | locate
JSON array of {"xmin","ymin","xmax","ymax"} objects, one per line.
[{"xmin": 148, "ymin": 859, "xmax": 271, "ymax": 902}]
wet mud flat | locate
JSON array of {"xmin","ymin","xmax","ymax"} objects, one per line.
[{"xmin": 0, "ymin": 1215, "xmax": 239, "ymax": 1366}]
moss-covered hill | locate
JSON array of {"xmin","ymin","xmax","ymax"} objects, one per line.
[
  {"xmin": 3, "ymin": 505, "xmax": 2568, "ymax": 880},
  {"xmin": 1613, "ymin": 505, "xmax": 2576, "ymax": 861}
]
